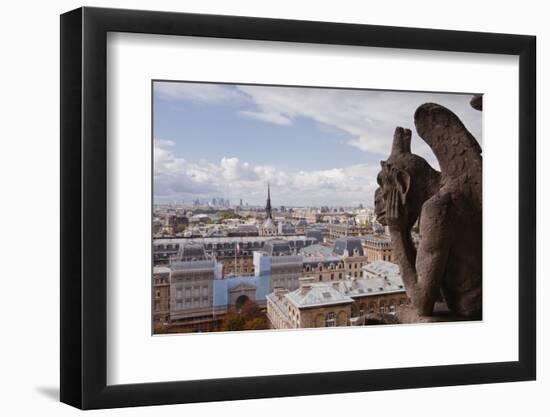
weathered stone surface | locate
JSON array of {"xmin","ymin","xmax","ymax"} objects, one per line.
[
  {"xmin": 395, "ymin": 302, "xmax": 471, "ymax": 324},
  {"xmin": 374, "ymin": 100, "xmax": 482, "ymax": 320}
]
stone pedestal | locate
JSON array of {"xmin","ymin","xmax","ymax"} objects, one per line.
[{"xmin": 395, "ymin": 302, "xmax": 471, "ymax": 324}]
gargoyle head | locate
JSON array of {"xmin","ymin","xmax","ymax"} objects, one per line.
[{"xmin": 374, "ymin": 127, "xmax": 440, "ymax": 229}]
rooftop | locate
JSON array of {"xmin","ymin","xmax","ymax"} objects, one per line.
[
  {"xmin": 363, "ymin": 260, "xmax": 400, "ymax": 278},
  {"xmin": 359, "ymin": 234, "xmax": 391, "ymax": 244},
  {"xmin": 153, "ymin": 266, "xmax": 171, "ymax": 275},
  {"xmin": 300, "ymin": 244, "xmax": 336, "ymax": 257},
  {"xmin": 286, "ymin": 283, "xmax": 354, "ymax": 308},
  {"xmin": 170, "ymin": 260, "xmax": 217, "ymax": 271},
  {"xmin": 154, "ymin": 235, "xmax": 313, "ymax": 245},
  {"xmin": 334, "ymin": 275, "xmax": 405, "ymax": 297},
  {"xmin": 334, "ymin": 237, "xmax": 364, "ymax": 257},
  {"xmin": 263, "ymin": 239, "xmax": 293, "ymax": 256},
  {"xmin": 261, "ymin": 218, "xmax": 276, "ymax": 229}
]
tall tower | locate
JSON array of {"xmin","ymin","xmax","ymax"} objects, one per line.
[{"xmin": 265, "ymin": 183, "xmax": 273, "ymax": 219}]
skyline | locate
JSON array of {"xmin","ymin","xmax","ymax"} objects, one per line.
[{"xmin": 153, "ymin": 81, "xmax": 482, "ymax": 206}]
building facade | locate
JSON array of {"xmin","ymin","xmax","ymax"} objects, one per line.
[
  {"xmin": 267, "ymin": 261, "xmax": 410, "ymax": 329},
  {"xmin": 153, "ymin": 235, "xmax": 316, "ymax": 266},
  {"xmin": 361, "ymin": 234, "xmax": 394, "ymax": 262},
  {"xmin": 349, "ymin": 260, "xmax": 410, "ymax": 319},
  {"xmin": 326, "ymin": 223, "xmax": 370, "ymax": 241},
  {"xmin": 334, "ymin": 237, "xmax": 369, "ymax": 278},
  {"xmin": 169, "ymin": 260, "xmax": 220, "ymax": 329},
  {"xmin": 302, "ymin": 255, "xmax": 346, "ymax": 282},
  {"xmin": 254, "ymin": 248, "xmax": 303, "ymax": 291},
  {"xmin": 217, "ymin": 254, "xmax": 255, "ymax": 277},
  {"xmin": 152, "ymin": 266, "xmax": 170, "ymax": 324},
  {"xmin": 266, "ymin": 279, "xmax": 354, "ymax": 329}
]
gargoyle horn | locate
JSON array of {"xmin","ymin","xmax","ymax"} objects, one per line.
[{"xmin": 390, "ymin": 127, "xmax": 412, "ymax": 158}]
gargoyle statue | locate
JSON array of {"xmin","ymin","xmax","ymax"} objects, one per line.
[{"xmin": 374, "ymin": 102, "xmax": 482, "ymax": 319}]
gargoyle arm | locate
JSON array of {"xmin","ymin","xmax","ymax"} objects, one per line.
[{"xmin": 390, "ymin": 193, "xmax": 452, "ymax": 315}]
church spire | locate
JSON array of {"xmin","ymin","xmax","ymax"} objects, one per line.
[{"xmin": 265, "ymin": 183, "xmax": 272, "ymax": 219}]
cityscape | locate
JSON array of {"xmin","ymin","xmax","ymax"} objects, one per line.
[{"xmin": 152, "ymin": 81, "xmax": 482, "ymax": 334}]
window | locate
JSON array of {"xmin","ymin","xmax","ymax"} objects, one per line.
[{"xmin": 325, "ymin": 312, "xmax": 336, "ymax": 327}]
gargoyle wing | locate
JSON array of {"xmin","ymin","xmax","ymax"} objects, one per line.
[{"xmin": 414, "ymin": 103, "xmax": 482, "ymax": 181}]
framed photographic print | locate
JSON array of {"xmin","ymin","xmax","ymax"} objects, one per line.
[{"xmin": 60, "ymin": 6, "xmax": 536, "ymax": 410}]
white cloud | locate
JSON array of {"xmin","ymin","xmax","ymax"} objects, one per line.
[
  {"xmin": 154, "ymin": 139, "xmax": 175, "ymax": 148},
  {"xmin": 154, "ymin": 83, "xmax": 483, "ymax": 204},
  {"xmin": 234, "ymin": 85, "xmax": 482, "ymax": 167},
  {"xmin": 154, "ymin": 140, "xmax": 379, "ymax": 206},
  {"xmin": 155, "ymin": 82, "xmax": 482, "ymax": 169},
  {"xmin": 154, "ymin": 82, "xmax": 243, "ymax": 104},
  {"xmin": 239, "ymin": 110, "xmax": 292, "ymax": 126}
]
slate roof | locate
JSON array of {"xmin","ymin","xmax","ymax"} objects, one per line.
[
  {"xmin": 333, "ymin": 237, "xmax": 364, "ymax": 256},
  {"xmin": 299, "ymin": 244, "xmax": 336, "ymax": 257},
  {"xmin": 263, "ymin": 239, "xmax": 293, "ymax": 256},
  {"xmin": 175, "ymin": 242, "xmax": 207, "ymax": 261},
  {"xmin": 262, "ymin": 218, "xmax": 275, "ymax": 229},
  {"xmin": 170, "ymin": 259, "xmax": 216, "ymax": 271},
  {"xmin": 286, "ymin": 283, "xmax": 354, "ymax": 308}
]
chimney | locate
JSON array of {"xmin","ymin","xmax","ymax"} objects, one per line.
[
  {"xmin": 299, "ymin": 276, "xmax": 314, "ymax": 294},
  {"xmin": 274, "ymin": 287, "xmax": 288, "ymax": 299}
]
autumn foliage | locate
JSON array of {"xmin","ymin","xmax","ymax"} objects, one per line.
[{"xmin": 221, "ymin": 300, "xmax": 268, "ymax": 331}]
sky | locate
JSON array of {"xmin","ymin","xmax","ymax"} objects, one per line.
[{"xmin": 153, "ymin": 81, "xmax": 482, "ymax": 207}]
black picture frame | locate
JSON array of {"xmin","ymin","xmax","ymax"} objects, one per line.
[{"xmin": 60, "ymin": 6, "xmax": 536, "ymax": 410}]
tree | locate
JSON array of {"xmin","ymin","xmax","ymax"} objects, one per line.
[
  {"xmin": 222, "ymin": 310, "xmax": 245, "ymax": 331},
  {"xmin": 175, "ymin": 223, "xmax": 188, "ymax": 233},
  {"xmin": 217, "ymin": 211, "xmax": 243, "ymax": 222},
  {"xmin": 240, "ymin": 300, "xmax": 262, "ymax": 321},
  {"xmin": 243, "ymin": 317, "xmax": 268, "ymax": 331}
]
